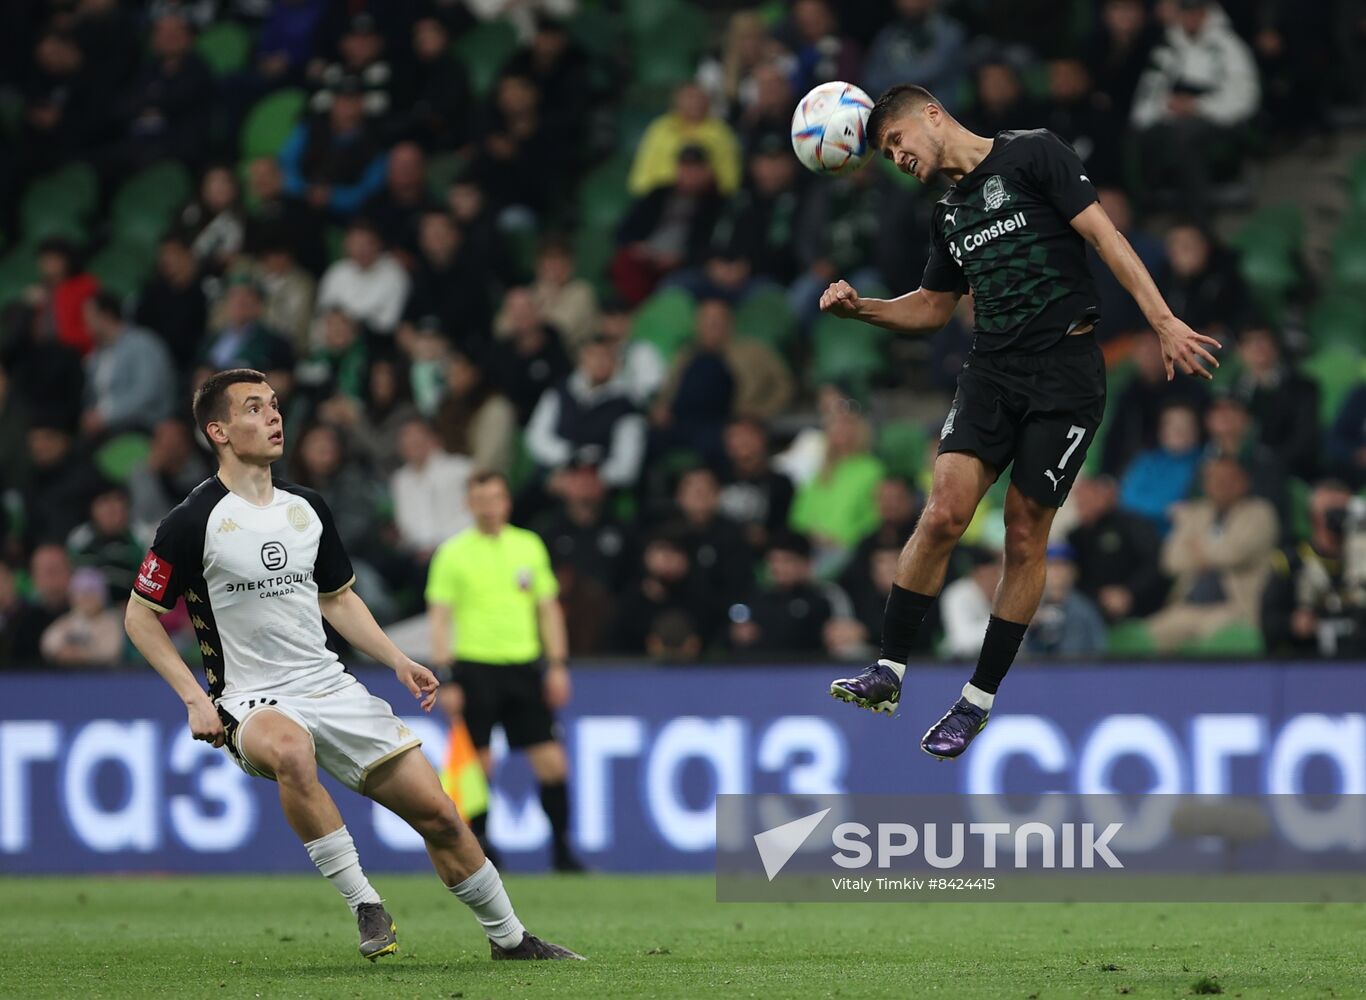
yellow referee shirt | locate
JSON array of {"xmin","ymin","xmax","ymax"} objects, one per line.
[{"xmin": 425, "ymin": 525, "xmax": 559, "ymax": 664}]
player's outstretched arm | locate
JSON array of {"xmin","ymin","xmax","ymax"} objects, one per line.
[
  {"xmin": 819, "ymin": 280, "xmax": 960, "ymax": 334},
  {"xmin": 1070, "ymin": 203, "xmax": 1222, "ymax": 381},
  {"xmin": 124, "ymin": 599, "xmax": 225, "ymax": 746},
  {"xmin": 319, "ymin": 587, "xmax": 440, "ymax": 711}
]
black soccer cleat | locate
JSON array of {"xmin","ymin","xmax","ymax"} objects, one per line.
[
  {"xmin": 356, "ymin": 902, "xmax": 398, "ymax": 961},
  {"xmin": 491, "ymin": 932, "xmax": 585, "ymax": 961}
]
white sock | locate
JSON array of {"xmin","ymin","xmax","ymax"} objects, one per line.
[
  {"xmin": 305, "ymin": 826, "xmax": 382, "ymax": 914},
  {"xmin": 449, "ymin": 859, "xmax": 526, "ymax": 949},
  {"xmin": 962, "ymin": 682, "xmax": 995, "ymax": 711},
  {"xmin": 877, "ymin": 658, "xmax": 906, "ymax": 681}
]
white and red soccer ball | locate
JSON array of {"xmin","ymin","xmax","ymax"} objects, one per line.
[{"xmin": 790, "ymin": 81, "xmax": 875, "ymax": 176}]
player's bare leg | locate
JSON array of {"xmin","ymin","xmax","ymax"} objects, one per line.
[
  {"xmin": 238, "ymin": 710, "xmax": 396, "ymax": 960},
  {"xmin": 363, "ymin": 745, "xmax": 485, "ymax": 884},
  {"xmin": 364, "ymin": 747, "xmax": 584, "ymax": 960},
  {"xmin": 922, "ymin": 484, "xmax": 1055, "ymax": 759},
  {"xmin": 238, "ymin": 710, "xmax": 342, "ymax": 839},
  {"xmin": 525, "ymin": 740, "xmax": 584, "ymax": 872},
  {"xmin": 831, "ymin": 452, "xmax": 994, "ymax": 715}
]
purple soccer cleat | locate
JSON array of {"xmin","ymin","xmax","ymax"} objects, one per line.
[
  {"xmin": 829, "ymin": 661, "xmax": 902, "ymax": 716},
  {"xmin": 921, "ymin": 697, "xmax": 990, "ymax": 760}
]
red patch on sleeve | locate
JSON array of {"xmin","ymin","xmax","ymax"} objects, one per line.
[{"xmin": 134, "ymin": 551, "xmax": 172, "ymax": 602}]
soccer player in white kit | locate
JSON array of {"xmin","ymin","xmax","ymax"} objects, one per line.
[{"xmin": 124, "ymin": 368, "xmax": 581, "ymax": 962}]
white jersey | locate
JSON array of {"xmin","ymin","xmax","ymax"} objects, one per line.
[{"xmin": 131, "ymin": 476, "xmax": 357, "ymax": 700}]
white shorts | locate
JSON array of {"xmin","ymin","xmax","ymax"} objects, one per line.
[{"xmin": 216, "ymin": 678, "xmax": 422, "ymax": 793}]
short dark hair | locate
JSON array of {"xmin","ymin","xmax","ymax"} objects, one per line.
[
  {"xmin": 467, "ymin": 469, "xmax": 509, "ymax": 491},
  {"xmin": 866, "ymin": 84, "xmax": 941, "ymax": 149},
  {"xmin": 88, "ymin": 290, "xmax": 124, "ymax": 322},
  {"xmin": 192, "ymin": 368, "xmax": 269, "ymax": 450},
  {"xmin": 346, "ymin": 217, "xmax": 383, "ymax": 240},
  {"xmin": 36, "ymin": 236, "xmax": 79, "ymax": 266}
]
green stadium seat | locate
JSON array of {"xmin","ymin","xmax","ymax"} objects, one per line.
[
  {"xmin": 876, "ymin": 420, "xmax": 929, "ymax": 481},
  {"xmin": 1086, "ymin": 356, "xmax": 1136, "ymax": 475},
  {"xmin": 734, "ymin": 287, "xmax": 797, "ymax": 350},
  {"xmin": 624, "ymin": 0, "xmax": 685, "ymax": 37},
  {"xmin": 88, "ymin": 240, "xmax": 158, "ymax": 299},
  {"xmin": 0, "ymin": 247, "xmax": 38, "ymax": 311},
  {"xmin": 1349, "ymin": 153, "xmax": 1366, "ymax": 215},
  {"xmin": 1106, "ymin": 619, "xmax": 1155, "ymax": 656},
  {"xmin": 577, "ymin": 154, "xmax": 634, "ymax": 231},
  {"xmin": 1301, "ymin": 344, "xmax": 1365, "ymax": 428},
  {"xmin": 631, "ymin": 287, "xmax": 696, "ymax": 361},
  {"xmin": 20, "ymin": 162, "xmax": 99, "ymax": 234},
  {"xmin": 240, "ymin": 88, "xmax": 306, "ymax": 160},
  {"xmin": 1307, "ymin": 294, "xmax": 1366, "ymax": 350},
  {"xmin": 425, "ymin": 151, "xmax": 469, "ymax": 198},
  {"xmin": 632, "ymin": 5, "xmax": 708, "ymax": 88},
  {"xmin": 452, "ymin": 21, "xmax": 519, "ymax": 100},
  {"xmin": 1237, "ymin": 242, "xmax": 1299, "ymax": 321},
  {"xmin": 94, "ymin": 433, "xmax": 151, "ymax": 484},
  {"xmin": 1329, "ymin": 226, "xmax": 1366, "ymax": 294},
  {"xmin": 1230, "ymin": 202, "xmax": 1303, "ymax": 254},
  {"xmin": 113, "ymin": 161, "xmax": 192, "ymax": 216},
  {"xmin": 573, "ymin": 226, "xmax": 615, "ymax": 298},
  {"xmin": 810, "ymin": 327, "xmax": 883, "ymax": 388},
  {"xmin": 21, "ymin": 213, "xmax": 88, "ymax": 245},
  {"xmin": 109, "ymin": 162, "xmax": 191, "ymax": 251},
  {"xmin": 507, "ymin": 432, "xmax": 535, "ymax": 494},
  {"xmin": 503, "ymin": 223, "xmax": 540, "ymax": 281},
  {"xmin": 568, "ymin": 4, "xmax": 623, "ymax": 62},
  {"xmin": 1183, "ymin": 621, "xmax": 1265, "ymax": 657},
  {"xmin": 1287, "ymin": 476, "xmax": 1312, "ymax": 543},
  {"xmin": 196, "ymin": 21, "xmax": 253, "ymax": 76}
]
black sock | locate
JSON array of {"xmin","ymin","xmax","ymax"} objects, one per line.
[
  {"xmin": 468, "ymin": 811, "xmax": 489, "ymax": 842},
  {"xmin": 880, "ymin": 584, "xmax": 936, "ymax": 664},
  {"xmin": 538, "ymin": 781, "xmax": 572, "ymax": 858},
  {"xmin": 969, "ymin": 616, "xmax": 1029, "ymax": 695}
]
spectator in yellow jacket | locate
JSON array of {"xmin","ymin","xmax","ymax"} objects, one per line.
[{"xmin": 629, "ymin": 82, "xmax": 742, "ymax": 196}]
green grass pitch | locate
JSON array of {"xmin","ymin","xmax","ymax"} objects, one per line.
[{"xmin": 2, "ymin": 874, "xmax": 1360, "ymax": 999}]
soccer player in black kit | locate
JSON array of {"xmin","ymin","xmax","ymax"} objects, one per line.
[{"xmin": 826, "ymin": 85, "xmax": 1221, "ymax": 759}]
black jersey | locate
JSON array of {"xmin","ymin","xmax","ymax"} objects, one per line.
[{"xmin": 920, "ymin": 129, "xmax": 1100, "ymax": 353}]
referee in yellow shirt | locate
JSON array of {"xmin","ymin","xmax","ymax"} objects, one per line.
[{"xmin": 425, "ymin": 471, "xmax": 583, "ymax": 872}]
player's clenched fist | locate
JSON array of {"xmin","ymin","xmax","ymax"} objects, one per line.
[
  {"xmin": 819, "ymin": 280, "xmax": 861, "ymax": 317},
  {"xmin": 187, "ymin": 695, "xmax": 226, "ymax": 747}
]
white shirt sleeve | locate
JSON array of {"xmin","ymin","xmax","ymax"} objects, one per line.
[
  {"xmin": 524, "ymin": 390, "xmax": 572, "ymax": 468},
  {"xmin": 599, "ymin": 412, "xmax": 648, "ymax": 488}
]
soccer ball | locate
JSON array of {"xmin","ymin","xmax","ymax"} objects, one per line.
[{"xmin": 790, "ymin": 81, "xmax": 875, "ymax": 176}]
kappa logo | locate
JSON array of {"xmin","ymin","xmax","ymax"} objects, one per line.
[
  {"xmin": 941, "ymin": 407, "xmax": 958, "ymax": 441},
  {"xmin": 983, "ymin": 175, "xmax": 1010, "ymax": 211},
  {"xmin": 217, "ymin": 518, "xmax": 242, "ymax": 534}
]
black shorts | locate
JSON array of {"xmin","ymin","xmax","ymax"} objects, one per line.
[
  {"xmin": 937, "ymin": 333, "xmax": 1106, "ymax": 507},
  {"xmin": 455, "ymin": 660, "xmax": 559, "ymax": 750}
]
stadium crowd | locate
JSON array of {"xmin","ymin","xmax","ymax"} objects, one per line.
[{"xmin": 0, "ymin": 0, "xmax": 1364, "ymax": 669}]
